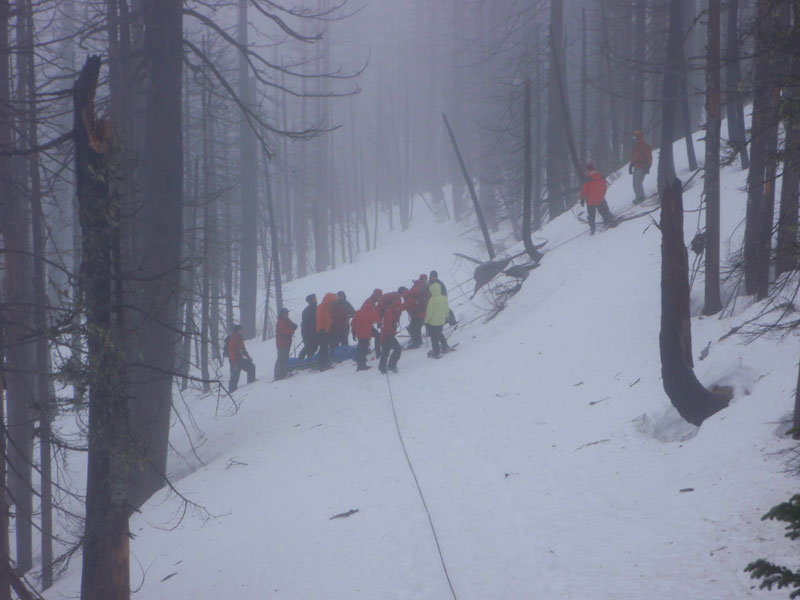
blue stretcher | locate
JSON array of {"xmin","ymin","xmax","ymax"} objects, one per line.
[{"xmin": 286, "ymin": 344, "xmax": 358, "ymax": 371}]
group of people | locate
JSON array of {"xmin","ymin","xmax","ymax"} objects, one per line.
[
  {"xmin": 224, "ymin": 132, "xmax": 655, "ymax": 390},
  {"xmin": 224, "ymin": 270, "xmax": 453, "ymax": 391},
  {"xmin": 580, "ymin": 129, "xmax": 653, "ymax": 235}
]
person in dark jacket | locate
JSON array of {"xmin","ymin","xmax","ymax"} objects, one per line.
[
  {"xmin": 404, "ymin": 275, "xmax": 428, "ymax": 348},
  {"xmin": 378, "ymin": 294, "xmax": 404, "ymax": 374},
  {"xmin": 228, "ymin": 324, "xmax": 256, "ymax": 391},
  {"xmin": 580, "ymin": 162, "xmax": 617, "ymax": 235},
  {"xmin": 298, "ymin": 294, "xmax": 318, "ymax": 360},
  {"xmin": 428, "ymin": 270, "xmax": 447, "ymax": 297},
  {"xmin": 331, "ymin": 291, "xmax": 356, "ymax": 348},
  {"xmin": 274, "ymin": 308, "xmax": 297, "ymax": 380}
]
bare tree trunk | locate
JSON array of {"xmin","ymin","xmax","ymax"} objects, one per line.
[
  {"xmin": 523, "ymin": 79, "xmax": 543, "ymax": 263},
  {"xmin": 180, "ymin": 160, "xmax": 199, "ymax": 391},
  {"xmin": 200, "ymin": 83, "xmax": 212, "ymax": 393},
  {"xmin": 126, "ymin": 0, "xmax": 183, "ymax": 511},
  {"xmin": 0, "ymin": 269, "xmax": 10, "ymax": 600},
  {"xmin": 546, "ymin": 0, "xmax": 567, "ymax": 218},
  {"xmin": 632, "ymin": 0, "xmax": 646, "ymax": 134},
  {"xmin": 776, "ymin": 3, "xmax": 800, "ymax": 276},
  {"xmin": 659, "ymin": 1, "xmax": 727, "ymax": 427},
  {"xmin": 744, "ymin": 0, "xmax": 779, "ymax": 300},
  {"xmin": 580, "ymin": 9, "xmax": 587, "ymax": 167},
  {"xmin": 262, "ymin": 150, "xmax": 283, "ymax": 314},
  {"xmin": 443, "ymin": 114, "xmax": 495, "ymax": 259},
  {"xmin": 238, "ymin": 0, "xmax": 258, "ymax": 337},
  {"xmin": 703, "ymin": 0, "xmax": 723, "ymax": 316},
  {"xmin": 76, "ymin": 55, "xmax": 131, "ymax": 600},
  {"xmin": 725, "ymin": 0, "xmax": 749, "ymax": 170},
  {"xmin": 679, "ymin": 57, "xmax": 698, "ymax": 171},
  {"xmin": 6, "ymin": 0, "xmax": 35, "ymax": 574},
  {"xmin": 794, "ymin": 353, "xmax": 800, "ymax": 439}
]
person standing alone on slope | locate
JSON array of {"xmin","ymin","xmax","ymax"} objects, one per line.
[
  {"xmin": 228, "ymin": 324, "xmax": 256, "ymax": 391},
  {"xmin": 629, "ymin": 130, "xmax": 653, "ymax": 205}
]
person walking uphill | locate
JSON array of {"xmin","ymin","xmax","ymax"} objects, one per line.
[
  {"xmin": 298, "ymin": 294, "xmax": 318, "ymax": 360},
  {"xmin": 580, "ymin": 162, "xmax": 617, "ymax": 235},
  {"xmin": 378, "ymin": 293, "xmax": 404, "ymax": 374},
  {"xmin": 316, "ymin": 292, "xmax": 337, "ymax": 370},
  {"xmin": 228, "ymin": 324, "xmax": 256, "ymax": 392},
  {"xmin": 274, "ymin": 308, "xmax": 297, "ymax": 380},
  {"xmin": 629, "ymin": 130, "xmax": 653, "ymax": 205},
  {"xmin": 351, "ymin": 300, "xmax": 379, "ymax": 371},
  {"xmin": 424, "ymin": 282, "xmax": 450, "ymax": 358}
]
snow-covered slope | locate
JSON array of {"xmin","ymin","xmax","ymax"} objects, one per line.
[{"xmin": 46, "ymin": 135, "xmax": 799, "ymax": 599}]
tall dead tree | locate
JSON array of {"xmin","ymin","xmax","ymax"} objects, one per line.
[
  {"xmin": 126, "ymin": 0, "xmax": 184, "ymax": 511},
  {"xmin": 725, "ymin": 0, "xmax": 749, "ymax": 170},
  {"xmin": 744, "ymin": 0, "xmax": 779, "ymax": 300},
  {"xmin": 703, "ymin": 0, "xmax": 723, "ymax": 316},
  {"xmin": 238, "ymin": 0, "xmax": 258, "ymax": 337},
  {"xmin": 776, "ymin": 2, "xmax": 800, "ymax": 277},
  {"xmin": 659, "ymin": 0, "xmax": 728, "ymax": 427},
  {"xmin": 546, "ymin": 0, "xmax": 567, "ymax": 219},
  {"xmin": 522, "ymin": 79, "xmax": 543, "ymax": 263},
  {"xmin": 75, "ymin": 55, "xmax": 131, "ymax": 600}
]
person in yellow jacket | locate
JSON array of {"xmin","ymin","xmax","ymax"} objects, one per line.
[{"xmin": 424, "ymin": 282, "xmax": 451, "ymax": 358}]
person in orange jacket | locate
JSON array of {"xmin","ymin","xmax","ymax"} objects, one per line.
[
  {"xmin": 629, "ymin": 130, "xmax": 653, "ymax": 205},
  {"xmin": 316, "ymin": 292, "xmax": 337, "ymax": 370},
  {"xmin": 351, "ymin": 300, "xmax": 380, "ymax": 371},
  {"xmin": 378, "ymin": 292, "xmax": 404, "ymax": 374},
  {"xmin": 227, "ymin": 324, "xmax": 255, "ymax": 391},
  {"xmin": 274, "ymin": 307, "xmax": 297, "ymax": 380},
  {"xmin": 580, "ymin": 162, "xmax": 617, "ymax": 235}
]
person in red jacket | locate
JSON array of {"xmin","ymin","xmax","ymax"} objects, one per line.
[
  {"xmin": 404, "ymin": 274, "xmax": 428, "ymax": 348},
  {"xmin": 274, "ymin": 307, "xmax": 297, "ymax": 380},
  {"xmin": 362, "ymin": 288, "xmax": 383, "ymax": 358},
  {"xmin": 629, "ymin": 130, "xmax": 653, "ymax": 205},
  {"xmin": 351, "ymin": 301, "xmax": 379, "ymax": 371},
  {"xmin": 580, "ymin": 162, "xmax": 617, "ymax": 235},
  {"xmin": 227, "ymin": 324, "xmax": 255, "ymax": 391},
  {"xmin": 378, "ymin": 292, "xmax": 404, "ymax": 374}
]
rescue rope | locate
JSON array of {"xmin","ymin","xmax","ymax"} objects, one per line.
[{"xmin": 383, "ymin": 374, "xmax": 459, "ymax": 600}]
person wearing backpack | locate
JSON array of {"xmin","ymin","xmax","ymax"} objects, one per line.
[
  {"xmin": 580, "ymin": 162, "xmax": 617, "ymax": 235},
  {"xmin": 424, "ymin": 282, "xmax": 451, "ymax": 358},
  {"xmin": 274, "ymin": 307, "xmax": 297, "ymax": 380},
  {"xmin": 228, "ymin": 324, "xmax": 256, "ymax": 391}
]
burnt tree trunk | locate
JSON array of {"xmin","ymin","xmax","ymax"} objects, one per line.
[
  {"xmin": 659, "ymin": 0, "xmax": 728, "ymax": 427},
  {"xmin": 703, "ymin": 0, "xmax": 723, "ymax": 316},
  {"xmin": 75, "ymin": 55, "xmax": 131, "ymax": 600}
]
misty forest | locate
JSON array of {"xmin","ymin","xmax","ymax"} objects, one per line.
[{"xmin": 2, "ymin": 0, "xmax": 800, "ymax": 598}]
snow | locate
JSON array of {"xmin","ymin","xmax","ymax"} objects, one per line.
[{"xmin": 43, "ymin": 132, "xmax": 800, "ymax": 599}]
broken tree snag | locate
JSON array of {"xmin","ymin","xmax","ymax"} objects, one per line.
[
  {"xmin": 522, "ymin": 79, "xmax": 543, "ymax": 263},
  {"xmin": 659, "ymin": 177, "xmax": 728, "ymax": 426},
  {"xmin": 74, "ymin": 54, "xmax": 131, "ymax": 600},
  {"xmin": 442, "ymin": 113, "xmax": 495, "ymax": 259}
]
